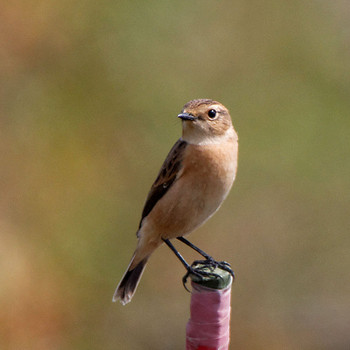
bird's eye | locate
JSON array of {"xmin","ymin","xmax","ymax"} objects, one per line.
[{"xmin": 208, "ymin": 109, "xmax": 217, "ymax": 119}]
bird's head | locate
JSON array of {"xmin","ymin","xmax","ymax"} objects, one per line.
[{"xmin": 178, "ymin": 99, "xmax": 236, "ymax": 145}]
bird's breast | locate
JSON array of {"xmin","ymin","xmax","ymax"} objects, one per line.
[
  {"xmin": 181, "ymin": 140, "xmax": 238, "ymax": 205},
  {"xmin": 141, "ymin": 138, "xmax": 238, "ymax": 240}
]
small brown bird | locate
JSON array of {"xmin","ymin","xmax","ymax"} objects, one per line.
[{"xmin": 113, "ymin": 99, "xmax": 238, "ymax": 305}]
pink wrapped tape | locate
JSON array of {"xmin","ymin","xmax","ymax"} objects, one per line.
[{"xmin": 186, "ymin": 280, "xmax": 232, "ymax": 350}]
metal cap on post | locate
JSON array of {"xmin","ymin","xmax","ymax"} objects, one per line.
[{"xmin": 186, "ymin": 265, "xmax": 233, "ymax": 350}]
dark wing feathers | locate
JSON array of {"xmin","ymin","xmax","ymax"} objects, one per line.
[{"xmin": 138, "ymin": 139, "xmax": 187, "ymax": 228}]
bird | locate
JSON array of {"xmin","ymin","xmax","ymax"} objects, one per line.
[{"xmin": 113, "ymin": 99, "xmax": 238, "ymax": 305}]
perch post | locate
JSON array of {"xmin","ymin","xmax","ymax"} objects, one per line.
[{"xmin": 186, "ymin": 265, "xmax": 233, "ymax": 350}]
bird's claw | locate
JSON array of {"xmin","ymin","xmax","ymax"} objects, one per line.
[
  {"xmin": 191, "ymin": 258, "xmax": 235, "ymax": 278},
  {"xmin": 182, "ymin": 259, "xmax": 235, "ymax": 292},
  {"xmin": 182, "ymin": 263, "xmax": 219, "ymax": 292}
]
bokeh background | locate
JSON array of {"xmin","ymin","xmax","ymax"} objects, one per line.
[{"xmin": 1, "ymin": 1, "xmax": 349, "ymax": 349}]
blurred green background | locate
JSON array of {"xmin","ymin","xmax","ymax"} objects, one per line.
[{"xmin": 1, "ymin": 1, "xmax": 349, "ymax": 349}]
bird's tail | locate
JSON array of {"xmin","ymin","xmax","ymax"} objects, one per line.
[{"xmin": 112, "ymin": 254, "xmax": 148, "ymax": 305}]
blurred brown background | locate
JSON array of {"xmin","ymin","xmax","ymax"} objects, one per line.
[{"xmin": 1, "ymin": 1, "xmax": 349, "ymax": 349}]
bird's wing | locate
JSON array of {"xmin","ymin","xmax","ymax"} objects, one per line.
[{"xmin": 138, "ymin": 138, "xmax": 187, "ymax": 229}]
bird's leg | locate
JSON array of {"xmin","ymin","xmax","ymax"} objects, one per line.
[
  {"xmin": 163, "ymin": 239, "xmax": 220, "ymax": 291},
  {"xmin": 177, "ymin": 236, "xmax": 212, "ymax": 259},
  {"xmin": 163, "ymin": 238, "xmax": 190, "ymax": 270},
  {"xmin": 176, "ymin": 236, "xmax": 235, "ymax": 279}
]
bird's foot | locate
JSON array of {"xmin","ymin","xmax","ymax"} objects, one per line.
[
  {"xmin": 182, "ymin": 263, "xmax": 220, "ymax": 292},
  {"xmin": 182, "ymin": 259, "xmax": 235, "ymax": 292},
  {"xmin": 192, "ymin": 258, "xmax": 235, "ymax": 279}
]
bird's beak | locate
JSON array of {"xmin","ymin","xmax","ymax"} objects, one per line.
[{"xmin": 177, "ymin": 112, "xmax": 196, "ymax": 121}]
